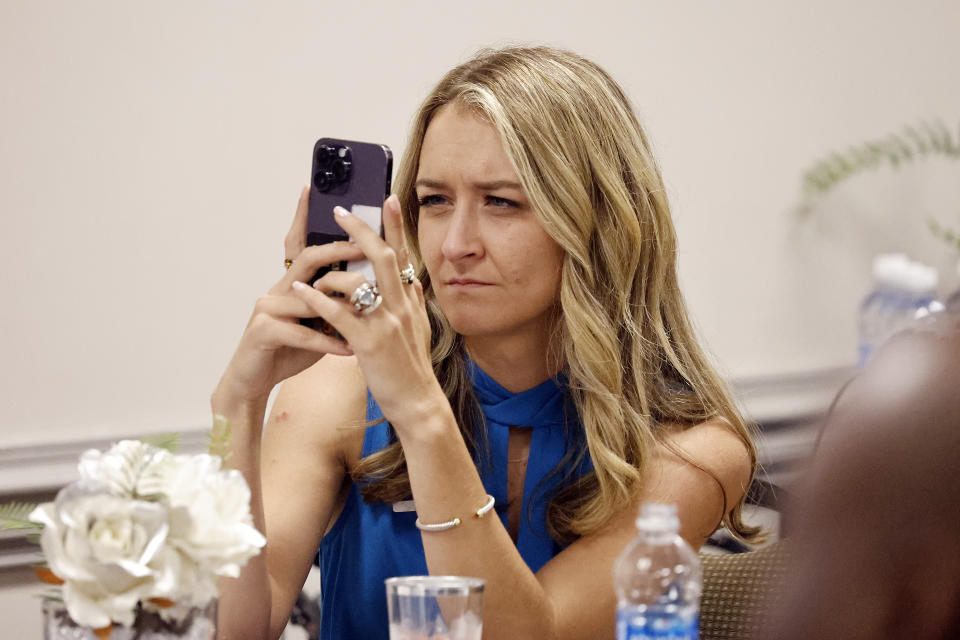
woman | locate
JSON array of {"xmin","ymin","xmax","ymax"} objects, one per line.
[{"xmin": 213, "ymin": 46, "xmax": 757, "ymax": 640}]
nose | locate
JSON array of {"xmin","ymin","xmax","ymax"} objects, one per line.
[{"xmin": 441, "ymin": 206, "xmax": 484, "ymax": 262}]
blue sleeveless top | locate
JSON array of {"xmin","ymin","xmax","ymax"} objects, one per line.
[{"xmin": 318, "ymin": 361, "xmax": 593, "ymax": 640}]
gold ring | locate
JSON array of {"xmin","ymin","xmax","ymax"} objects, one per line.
[{"xmin": 284, "ymin": 259, "xmax": 293, "ymax": 270}]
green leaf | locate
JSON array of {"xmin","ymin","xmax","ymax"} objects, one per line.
[
  {"xmin": 797, "ymin": 117, "xmax": 960, "ymax": 207},
  {"xmin": 141, "ymin": 432, "xmax": 180, "ymax": 453},
  {"xmin": 894, "ymin": 133, "xmax": 915, "ymax": 159},
  {"xmin": 832, "ymin": 152, "xmax": 854, "ymax": 177},
  {"xmin": 851, "ymin": 144, "xmax": 872, "ymax": 169},
  {"xmin": 208, "ymin": 414, "xmax": 233, "ymax": 462},
  {"xmin": 924, "ymin": 120, "xmax": 946, "ymax": 152},
  {"xmin": 942, "ymin": 119, "xmax": 960, "ymax": 155},
  {"xmin": 0, "ymin": 502, "xmax": 42, "ymax": 531},
  {"xmin": 927, "ymin": 217, "xmax": 960, "ymax": 253}
]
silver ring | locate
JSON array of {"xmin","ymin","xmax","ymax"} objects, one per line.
[
  {"xmin": 349, "ymin": 282, "xmax": 382, "ymax": 314},
  {"xmin": 399, "ymin": 263, "xmax": 416, "ymax": 285}
]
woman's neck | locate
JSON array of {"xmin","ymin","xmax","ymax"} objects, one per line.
[{"xmin": 464, "ymin": 332, "xmax": 562, "ymax": 393}]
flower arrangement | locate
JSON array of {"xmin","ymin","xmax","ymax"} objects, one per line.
[{"xmin": 0, "ymin": 430, "xmax": 265, "ymax": 636}]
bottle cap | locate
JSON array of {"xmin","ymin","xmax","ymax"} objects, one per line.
[
  {"xmin": 902, "ymin": 262, "xmax": 938, "ymax": 295},
  {"xmin": 636, "ymin": 502, "xmax": 680, "ymax": 534},
  {"xmin": 872, "ymin": 253, "xmax": 908, "ymax": 287}
]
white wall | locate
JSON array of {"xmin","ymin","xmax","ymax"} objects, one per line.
[{"xmin": 2, "ymin": 0, "xmax": 959, "ymax": 448}]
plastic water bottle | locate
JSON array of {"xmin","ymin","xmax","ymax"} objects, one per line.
[
  {"xmin": 859, "ymin": 256, "xmax": 945, "ymax": 366},
  {"xmin": 858, "ymin": 254, "xmax": 907, "ymax": 367},
  {"xmin": 904, "ymin": 262, "xmax": 944, "ymax": 320},
  {"xmin": 613, "ymin": 503, "xmax": 701, "ymax": 640}
]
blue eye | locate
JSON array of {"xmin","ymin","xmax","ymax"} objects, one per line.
[
  {"xmin": 417, "ymin": 194, "xmax": 446, "ymax": 207},
  {"xmin": 487, "ymin": 196, "xmax": 518, "ymax": 208}
]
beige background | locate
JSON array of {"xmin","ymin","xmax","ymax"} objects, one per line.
[
  {"xmin": 3, "ymin": 1, "xmax": 960, "ymax": 448},
  {"xmin": 2, "ymin": 0, "xmax": 960, "ymax": 634}
]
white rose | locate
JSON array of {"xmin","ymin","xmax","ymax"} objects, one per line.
[
  {"xmin": 161, "ymin": 454, "xmax": 265, "ymax": 579},
  {"xmin": 78, "ymin": 440, "xmax": 173, "ymax": 498},
  {"xmin": 30, "ymin": 482, "xmax": 170, "ymax": 628}
]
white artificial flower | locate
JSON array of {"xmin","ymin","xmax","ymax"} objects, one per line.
[
  {"xmin": 78, "ymin": 440, "xmax": 173, "ymax": 499},
  {"xmin": 161, "ymin": 454, "xmax": 266, "ymax": 580},
  {"xmin": 30, "ymin": 482, "xmax": 171, "ymax": 628},
  {"xmin": 29, "ymin": 439, "xmax": 265, "ymax": 628}
]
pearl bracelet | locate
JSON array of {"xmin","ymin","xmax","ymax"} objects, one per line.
[{"xmin": 415, "ymin": 494, "xmax": 496, "ymax": 532}]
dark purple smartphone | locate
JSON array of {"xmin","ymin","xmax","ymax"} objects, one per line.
[{"xmin": 301, "ymin": 137, "xmax": 393, "ymax": 336}]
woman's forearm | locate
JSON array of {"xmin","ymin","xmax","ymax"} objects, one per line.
[
  {"xmin": 209, "ymin": 388, "xmax": 275, "ymax": 640},
  {"xmin": 397, "ymin": 402, "xmax": 558, "ymax": 640}
]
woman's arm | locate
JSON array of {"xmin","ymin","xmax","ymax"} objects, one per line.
[
  {"xmin": 211, "ymin": 188, "xmax": 368, "ymax": 640},
  {"xmin": 399, "ymin": 410, "xmax": 750, "ymax": 640},
  {"xmin": 536, "ymin": 421, "xmax": 752, "ymax": 638},
  {"xmin": 212, "ymin": 362, "xmax": 362, "ymax": 640},
  {"xmin": 214, "ymin": 356, "xmax": 366, "ymax": 640}
]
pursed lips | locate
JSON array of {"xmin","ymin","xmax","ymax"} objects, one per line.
[{"xmin": 444, "ymin": 278, "xmax": 492, "ymax": 288}]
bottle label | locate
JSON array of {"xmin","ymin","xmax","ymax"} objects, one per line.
[{"xmin": 616, "ymin": 608, "xmax": 698, "ymax": 639}]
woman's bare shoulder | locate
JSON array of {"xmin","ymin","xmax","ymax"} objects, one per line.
[{"xmin": 660, "ymin": 418, "xmax": 753, "ymax": 513}]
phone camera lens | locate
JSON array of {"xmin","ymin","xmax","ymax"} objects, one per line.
[
  {"xmin": 313, "ymin": 170, "xmax": 334, "ymax": 192},
  {"xmin": 316, "ymin": 145, "xmax": 336, "ymax": 167},
  {"xmin": 313, "ymin": 143, "xmax": 352, "ymax": 191}
]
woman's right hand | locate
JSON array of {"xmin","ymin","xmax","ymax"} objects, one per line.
[{"xmin": 214, "ymin": 186, "xmax": 366, "ymax": 407}]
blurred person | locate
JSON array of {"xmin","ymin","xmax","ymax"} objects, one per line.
[
  {"xmin": 770, "ymin": 311, "xmax": 960, "ymax": 638},
  {"xmin": 211, "ymin": 46, "xmax": 758, "ymax": 640}
]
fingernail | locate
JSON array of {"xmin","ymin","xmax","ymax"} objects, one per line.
[
  {"xmin": 387, "ymin": 194, "xmax": 399, "ymax": 210},
  {"xmin": 334, "ymin": 206, "xmax": 350, "ymax": 217},
  {"xmin": 292, "ymin": 281, "xmax": 309, "ymax": 291}
]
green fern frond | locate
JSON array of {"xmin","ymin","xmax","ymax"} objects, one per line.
[
  {"xmin": 208, "ymin": 414, "xmax": 233, "ymax": 463},
  {"xmin": 0, "ymin": 502, "xmax": 42, "ymax": 531},
  {"xmin": 141, "ymin": 432, "xmax": 180, "ymax": 453},
  {"xmin": 928, "ymin": 218, "xmax": 960, "ymax": 253},
  {"xmin": 800, "ymin": 117, "xmax": 960, "ymax": 209}
]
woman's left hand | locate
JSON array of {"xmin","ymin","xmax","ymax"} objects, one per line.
[{"xmin": 289, "ymin": 195, "xmax": 440, "ymax": 426}]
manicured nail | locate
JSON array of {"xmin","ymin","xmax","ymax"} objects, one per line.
[
  {"xmin": 334, "ymin": 206, "xmax": 350, "ymax": 217},
  {"xmin": 292, "ymin": 281, "xmax": 309, "ymax": 291}
]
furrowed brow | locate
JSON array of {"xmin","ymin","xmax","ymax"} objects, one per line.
[
  {"xmin": 414, "ymin": 178, "xmax": 446, "ymax": 190},
  {"xmin": 474, "ymin": 180, "xmax": 523, "ymax": 191},
  {"xmin": 414, "ymin": 178, "xmax": 524, "ymax": 191}
]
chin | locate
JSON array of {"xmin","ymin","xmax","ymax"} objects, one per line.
[{"xmin": 444, "ymin": 314, "xmax": 498, "ymax": 338}]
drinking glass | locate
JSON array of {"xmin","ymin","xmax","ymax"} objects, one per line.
[{"xmin": 385, "ymin": 576, "xmax": 485, "ymax": 640}]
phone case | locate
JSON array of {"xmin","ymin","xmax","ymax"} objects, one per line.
[{"xmin": 302, "ymin": 138, "xmax": 393, "ymax": 336}]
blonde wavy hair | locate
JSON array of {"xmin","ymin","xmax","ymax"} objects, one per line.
[{"xmin": 352, "ymin": 46, "xmax": 759, "ymax": 543}]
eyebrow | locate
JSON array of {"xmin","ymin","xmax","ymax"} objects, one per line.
[{"xmin": 414, "ymin": 178, "xmax": 524, "ymax": 191}]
